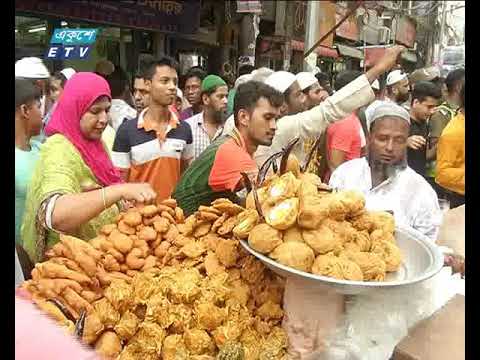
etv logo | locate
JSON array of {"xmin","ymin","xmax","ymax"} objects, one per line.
[{"xmin": 46, "ymin": 28, "xmax": 98, "ymax": 60}]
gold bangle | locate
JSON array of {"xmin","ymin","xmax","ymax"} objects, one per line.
[{"xmin": 102, "ymin": 187, "xmax": 107, "ymax": 210}]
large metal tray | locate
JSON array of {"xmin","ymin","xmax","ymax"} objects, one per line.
[{"xmin": 240, "ymin": 226, "xmax": 444, "ymax": 295}]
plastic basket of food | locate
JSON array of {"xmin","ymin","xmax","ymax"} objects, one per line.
[{"xmin": 240, "ymin": 225, "xmax": 444, "ymax": 295}]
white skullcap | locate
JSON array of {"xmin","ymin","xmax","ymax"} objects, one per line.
[
  {"xmin": 386, "ymin": 70, "xmax": 408, "ymax": 86},
  {"xmin": 234, "ymin": 74, "xmax": 252, "ymax": 90},
  {"xmin": 296, "ymin": 72, "xmax": 319, "ymax": 91},
  {"xmin": 15, "ymin": 57, "xmax": 50, "ymax": 79},
  {"xmin": 60, "ymin": 67, "xmax": 76, "ymax": 80},
  {"xmin": 368, "ymin": 101, "xmax": 410, "ymax": 130},
  {"xmin": 250, "ymin": 67, "xmax": 274, "ymax": 83},
  {"xmin": 372, "ymin": 79, "xmax": 380, "ymax": 91},
  {"xmin": 176, "ymin": 88, "xmax": 183, "ymax": 99},
  {"xmin": 265, "ymin": 71, "xmax": 297, "ymax": 93}
]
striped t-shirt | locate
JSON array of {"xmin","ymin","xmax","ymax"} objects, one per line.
[{"xmin": 112, "ymin": 108, "xmax": 193, "ymax": 201}]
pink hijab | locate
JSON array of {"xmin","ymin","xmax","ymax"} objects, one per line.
[{"xmin": 45, "ymin": 72, "xmax": 122, "ymax": 186}]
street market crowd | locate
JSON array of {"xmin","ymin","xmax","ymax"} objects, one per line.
[{"xmin": 14, "ymin": 46, "xmax": 465, "ymax": 358}]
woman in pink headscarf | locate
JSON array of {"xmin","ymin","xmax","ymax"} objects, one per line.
[{"xmin": 22, "ymin": 72, "xmax": 156, "ymax": 264}]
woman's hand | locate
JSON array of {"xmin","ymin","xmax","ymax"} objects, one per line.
[{"xmin": 113, "ymin": 183, "xmax": 157, "ymax": 204}]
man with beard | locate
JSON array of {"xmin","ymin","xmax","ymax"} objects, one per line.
[
  {"xmin": 385, "ymin": 69, "xmax": 410, "ymax": 107},
  {"xmin": 296, "ymin": 71, "xmax": 330, "ymax": 110},
  {"xmin": 174, "ymin": 81, "xmax": 284, "ymax": 215},
  {"xmin": 181, "ymin": 67, "xmax": 207, "ymax": 120},
  {"xmin": 184, "ymin": 75, "xmax": 229, "ymax": 160},
  {"xmin": 112, "ymin": 57, "xmax": 194, "ymax": 201},
  {"xmin": 329, "ymin": 102, "xmax": 441, "ymax": 241}
]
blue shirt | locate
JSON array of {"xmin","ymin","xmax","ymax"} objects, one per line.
[{"xmin": 15, "ymin": 140, "xmax": 41, "ymax": 245}]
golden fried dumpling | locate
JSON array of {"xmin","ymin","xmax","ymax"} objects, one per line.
[
  {"xmin": 350, "ymin": 230, "xmax": 372, "ymax": 252},
  {"xmin": 265, "ymin": 198, "xmax": 299, "ymax": 230},
  {"xmin": 245, "ymin": 187, "xmax": 268, "ymax": 211},
  {"xmin": 161, "ymin": 334, "xmax": 188, "ymax": 360},
  {"xmin": 270, "ymin": 242, "xmax": 314, "ymax": 272},
  {"xmin": 340, "ymin": 251, "xmax": 386, "ymax": 281},
  {"xmin": 297, "ymin": 195, "xmax": 330, "ymax": 229},
  {"xmin": 95, "ymin": 331, "xmax": 122, "ymax": 358},
  {"xmin": 248, "ymin": 223, "xmax": 283, "ymax": 254},
  {"xmin": 302, "ymin": 225, "xmax": 342, "ymax": 255},
  {"xmin": 297, "ymin": 177, "xmax": 318, "ymax": 198},
  {"xmin": 336, "ymin": 190, "xmax": 366, "ymax": 218},
  {"xmin": 266, "ymin": 172, "xmax": 300, "ymax": 205},
  {"xmin": 233, "ymin": 209, "xmax": 259, "ymax": 239},
  {"xmin": 371, "ymin": 240, "xmax": 402, "ymax": 272},
  {"xmin": 184, "ymin": 329, "xmax": 216, "ymax": 355},
  {"xmin": 311, "ymin": 253, "xmax": 363, "ymax": 281},
  {"xmin": 370, "ymin": 229, "xmax": 396, "ymax": 245},
  {"xmin": 283, "ymin": 226, "xmax": 304, "ymax": 243},
  {"xmin": 324, "ymin": 193, "xmax": 349, "ymax": 221},
  {"xmin": 114, "ymin": 311, "xmax": 140, "ymax": 341},
  {"xmin": 370, "ymin": 211, "xmax": 396, "ymax": 233},
  {"xmin": 322, "ymin": 219, "xmax": 356, "ymax": 243},
  {"xmin": 285, "ymin": 154, "xmax": 301, "ymax": 177}
]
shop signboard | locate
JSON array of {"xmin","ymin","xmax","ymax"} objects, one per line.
[{"xmin": 15, "ymin": 0, "xmax": 201, "ymax": 34}]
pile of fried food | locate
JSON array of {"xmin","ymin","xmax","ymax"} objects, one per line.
[
  {"xmin": 237, "ymin": 154, "xmax": 402, "ymax": 282},
  {"xmin": 22, "ymin": 198, "xmax": 288, "ymax": 360}
]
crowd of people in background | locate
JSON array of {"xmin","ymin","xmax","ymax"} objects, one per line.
[{"xmin": 15, "ymin": 47, "xmax": 465, "ymax": 282}]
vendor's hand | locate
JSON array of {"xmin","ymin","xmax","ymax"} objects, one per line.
[
  {"xmin": 407, "ymin": 135, "xmax": 426, "ymax": 150},
  {"xmin": 116, "ymin": 183, "xmax": 157, "ymax": 204},
  {"xmin": 444, "ymin": 254, "xmax": 465, "ymax": 277}
]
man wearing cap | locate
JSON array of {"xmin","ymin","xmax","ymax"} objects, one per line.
[
  {"xmin": 329, "ymin": 102, "xmax": 441, "ymax": 241},
  {"xmin": 15, "ymin": 57, "xmax": 51, "ymax": 118},
  {"xmin": 184, "ymin": 75, "xmax": 229, "ymax": 160},
  {"xmin": 265, "ymin": 71, "xmax": 307, "ymax": 116},
  {"xmin": 296, "ymin": 72, "xmax": 329, "ymax": 110},
  {"xmin": 254, "ymin": 46, "xmax": 406, "ymax": 168},
  {"xmin": 385, "ymin": 69, "xmax": 410, "ymax": 107}
]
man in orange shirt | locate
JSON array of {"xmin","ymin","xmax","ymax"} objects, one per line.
[{"xmin": 112, "ymin": 56, "xmax": 194, "ymax": 201}]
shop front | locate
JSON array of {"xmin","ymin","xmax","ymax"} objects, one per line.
[{"xmin": 15, "ymin": 0, "xmax": 201, "ymax": 78}]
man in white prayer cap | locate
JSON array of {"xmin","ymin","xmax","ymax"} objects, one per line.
[
  {"xmin": 265, "ymin": 71, "xmax": 306, "ymax": 116},
  {"xmin": 329, "ymin": 101, "xmax": 441, "ymax": 241},
  {"xmin": 15, "ymin": 57, "xmax": 51, "ymax": 117},
  {"xmin": 296, "ymin": 72, "xmax": 329, "ymax": 110},
  {"xmin": 385, "ymin": 69, "xmax": 410, "ymax": 105}
]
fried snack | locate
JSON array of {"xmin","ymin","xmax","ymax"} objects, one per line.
[
  {"xmin": 297, "ymin": 177, "xmax": 318, "ymax": 199},
  {"xmin": 371, "ymin": 240, "xmax": 402, "ymax": 272},
  {"xmin": 130, "ymin": 321, "xmax": 166, "ymax": 356},
  {"xmin": 126, "ymin": 248, "xmax": 146, "ymax": 270},
  {"xmin": 93, "ymin": 298, "xmax": 120, "ymax": 328},
  {"xmin": 340, "ymin": 251, "xmax": 386, "ymax": 281},
  {"xmin": 297, "ymin": 194, "xmax": 330, "ymax": 229},
  {"xmin": 140, "ymin": 205, "xmax": 158, "ymax": 218},
  {"xmin": 161, "ymin": 211, "xmax": 176, "ymax": 224},
  {"xmin": 41, "ymin": 255, "xmax": 83, "ymax": 273},
  {"xmin": 204, "ymin": 252, "xmax": 225, "ymax": 276},
  {"xmin": 35, "ymin": 262, "xmax": 92, "ymax": 285},
  {"xmin": 83, "ymin": 311, "xmax": 104, "ymax": 344},
  {"xmin": 161, "ymin": 198, "xmax": 177, "ymax": 209},
  {"xmin": 302, "ymin": 224, "xmax": 343, "ymax": 255},
  {"xmin": 370, "ymin": 229, "xmax": 396, "ymax": 245},
  {"xmin": 194, "ymin": 222, "xmax": 212, "ymax": 238},
  {"xmin": 154, "ymin": 241, "xmax": 172, "ymax": 258},
  {"xmin": 217, "ymin": 216, "xmax": 238, "ymax": 236},
  {"xmin": 118, "ymin": 220, "xmax": 137, "ymax": 235},
  {"xmin": 239, "ymin": 256, "xmax": 265, "ymax": 285},
  {"xmin": 104, "ymin": 280, "xmax": 133, "ymax": 313},
  {"xmin": 350, "ymin": 230, "xmax": 372, "ymax": 252},
  {"xmin": 248, "ymin": 224, "xmax": 283, "ymax": 254},
  {"xmin": 180, "ymin": 241, "xmax": 207, "ymax": 258},
  {"xmin": 61, "ymin": 236, "xmax": 100, "ymax": 277},
  {"xmin": 196, "ymin": 302, "xmax": 227, "ymax": 331},
  {"xmin": 216, "ymin": 342, "xmax": 245, "ymax": 360},
  {"xmin": 265, "ymin": 198, "xmax": 299, "ymax": 230},
  {"xmin": 311, "ymin": 253, "xmax": 363, "ymax": 281},
  {"xmin": 198, "ymin": 211, "xmax": 220, "ymax": 222},
  {"xmin": 282, "ymin": 226, "xmax": 304, "ymax": 243},
  {"xmin": 324, "ymin": 193, "xmax": 349, "ymax": 221},
  {"xmin": 270, "ymin": 242, "xmax": 314, "ymax": 272},
  {"xmin": 109, "ymin": 230, "xmax": 134, "ymax": 254},
  {"xmin": 161, "ymin": 334, "xmax": 188, "ymax": 360},
  {"xmin": 123, "ymin": 210, "xmax": 143, "ymax": 227},
  {"xmin": 114, "ymin": 310, "xmax": 140, "ymax": 341},
  {"xmin": 212, "ymin": 198, "xmax": 245, "ymax": 216},
  {"xmin": 266, "ymin": 172, "xmax": 300, "ymax": 205},
  {"xmin": 322, "ymin": 219, "xmax": 357, "ymax": 243},
  {"xmin": 138, "ymin": 226, "xmax": 157, "ymax": 242},
  {"xmin": 35, "ymin": 278, "xmax": 83, "ymax": 298},
  {"xmin": 245, "ymin": 187, "xmax": 268, "ymax": 211},
  {"xmin": 215, "ymin": 239, "xmax": 239, "ymax": 268},
  {"xmin": 184, "ymin": 329, "xmax": 216, "ymax": 356},
  {"xmin": 164, "ymin": 224, "xmax": 180, "ymax": 243},
  {"xmin": 62, "ymin": 287, "xmax": 93, "ymax": 314},
  {"xmin": 336, "ymin": 190, "xmax": 366, "ymax": 218},
  {"xmin": 256, "ymin": 300, "xmax": 284, "ymax": 321},
  {"xmin": 100, "ymin": 224, "xmax": 117, "ymax": 236},
  {"xmin": 174, "ymin": 207, "xmax": 185, "ymax": 223},
  {"xmin": 152, "ymin": 217, "xmax": 170, "ymax": 234},
  {"xmin": 370, "ymin": 211, "xmax": 396, "ymax": 233},
  {"xmin": 95, "ymin": 331, "xmax": 122, "ymax": 358},
  {"xmin": 233, "ymin": 209, "xmax": 259, "ymax": 239}
]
